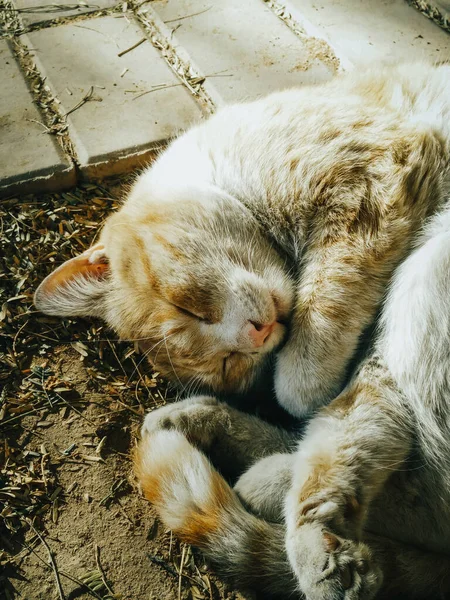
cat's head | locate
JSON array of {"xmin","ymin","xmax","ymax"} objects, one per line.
[{"xmin": 34, "ymin": 184, "xmax": 294, "ymax": 394}]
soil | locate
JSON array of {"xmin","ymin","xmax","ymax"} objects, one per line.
[{"xmin": 2, "ymin": 347, "xmax": 251, "ymax": 600}]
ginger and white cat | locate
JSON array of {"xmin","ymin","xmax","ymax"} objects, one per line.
[{"xmin": 35, "ymin": 62, "xmax": 450, "ymax": 599}]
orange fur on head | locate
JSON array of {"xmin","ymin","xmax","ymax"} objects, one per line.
[{"xmin": 35, "ymin": 185, "xmax": 292, "ymax": 394}]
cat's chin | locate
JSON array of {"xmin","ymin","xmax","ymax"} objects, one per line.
[{"xmin": 219, "ymin": 333, "xmax": 286, "ymax": 395}]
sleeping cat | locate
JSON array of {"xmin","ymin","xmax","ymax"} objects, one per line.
[{"xmin": 35, "ymin": 62, "xmax": 450, "ymax": 598}]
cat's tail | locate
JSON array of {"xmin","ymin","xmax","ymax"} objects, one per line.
[{"xmin": 133, "ymin": 429, "xmax": 298, "ymax": 598}]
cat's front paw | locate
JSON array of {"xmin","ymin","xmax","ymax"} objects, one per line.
[
  {"xmin": 274, "ymin": 341, "xmax": 336, "ymax": 418},
  {"xmin": 287, "ymin": 522, "xmax": 382, "ymax": 600},
  {"xmin": 141, "ymin": 395, "xmax": 227, "ymax": 451},
  {"xmin": 274, "ymin": 342, "xmax": 315, "ymax": 417}
]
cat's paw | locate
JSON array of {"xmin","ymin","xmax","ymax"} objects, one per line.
[
  {"xmin": 274, "ymin": 341, "xmax": 335, "ymax": 418},
  {"xmin": 234, "ymin": 453, "xmax": 294, "ymax": 522},
  {"xmin": 287, "ymin": 522, "xmax": 382, "ymax": 600},
  {"xmin": 141, "ymin": 395, "xmax": 226, "ymax": 451},
  {"xmin": 274, "ymin": 342, "xmax": 311, "ymax": 417}
]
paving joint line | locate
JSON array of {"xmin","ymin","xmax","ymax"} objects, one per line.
[
  {"xmin": 262, "ymin": 0, "xmax": 341, "ymax": 73},
  {"xmin": 1, "ymin": 0, "xmax": 215, "ymax": 166},
  {"xmin": 3, "ymin": 0, "xmax": 218, "ymax": 115},
  {"xmin": 407, "ymin": 0, "xmax": 450, "ymax": 34},
  {"xmin": 0, "ymin": 0, "xmax": 134, "ymax": 173},
  {"xmin": 0, "ymin": 0, "xmax": 24, "ymax": 37},
  {"xmin": 1, "ymin": 0, "xmax": 213, "ymax": 188},
  {"xmin": 0, "ymin": 1, "xmax": 125, "ymax": 37},
  {"xmin": 9, "ymin": 31, "xmax": 79, "ymax": 166},
  {"xmin": 130, "ymin": 0, "xmax": 216, "ymax": 114}
]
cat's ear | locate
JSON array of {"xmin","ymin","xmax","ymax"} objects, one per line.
[{"xmin": 34, "ymin": 243, "xmax": 111, "ymax": 318}]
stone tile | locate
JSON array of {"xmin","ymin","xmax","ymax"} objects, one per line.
[
  {"xmin": 285, "ymin": 0, "xmax": 450, "ymax": 68},
  {"xmin": 25, "ymin": 15, "xmax": 202, "ymax": 178},
  {"xmin": 148, "ymin": 0, "xmax": 335, "ymax": 106},
  {"xmin": 0, "ymin": 40, "xmax": 75, "ymax": 199},
  {"xmin": 12, "ymin": 0, "xmax": 117, "ymax": 28}
]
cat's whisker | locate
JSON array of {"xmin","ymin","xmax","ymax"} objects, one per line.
[
  {"xmin": 129, "ymin": 333, "xmax": 177, "ymax": 383},
  {"xmin": 163, "ymin": 334, "xmax": 185, "ymax": 391},
  {"xmin": 190, "ymin": 375, "xmax": 206, "ymax": 397},
  {"xmin": 129, "ymin": 354, "xmax": 156, "ymax": 403},
  {"xmin": 374, "ymin": 456, "xmax": 429, "ymax": 472},
  {"xmin": 128, "ymin": 344, "xmax": 158, "ymax": 382},
  {"xmin": 180, "ymin": 368, "xmax": 207, "ymax": 398},
  {"xmin": 152, "ymin": 333, "xmax": 176, "ymax": 366},
  {"xmin": 183, "ymin": 374, "xmax": 200, "ymax": 398}
]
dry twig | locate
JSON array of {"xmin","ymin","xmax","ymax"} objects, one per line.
[
  {"xmin": 64, "ymin": 85, "xmax": 95, "ymax": 117},
  {"xmin": 117, "ymin": 36, "xmax": 146, "ymax": 56},
  {"xmin": 95, "ymin": 544, "xmax": 116, "ymax": 598},
  {"xmin": 27, "ymin": 520, "xmax": 66, "ymax": 600}
]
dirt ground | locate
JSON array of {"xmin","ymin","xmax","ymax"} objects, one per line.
[{"xmin": 0, "ymin": 180, "xmax": 252, "ymax": 600}]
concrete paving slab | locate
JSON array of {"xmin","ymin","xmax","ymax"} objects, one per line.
[
  {"xmin": 148, "ymin": 0, "xmax": 335, "ymax": 106},
  {"xmin": 0, "ymin": 40, "xmax": 75, "ymax": 199},
  {"xmin": 12, "ymin": 0, "xmax": 118, "ymax": 28},
  {"xmin": 285, "ymin": 0, "xmax": 450, "ymax": 68},
  {"xmin": 25, "ymin": 15, "xmax": 202, "ymax": 178}
]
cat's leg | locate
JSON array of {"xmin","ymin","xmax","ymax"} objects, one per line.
[
  {"xmin": 284, "ymin": 357, "xmax": 412, "ymax": 600},
  {"xmin": 285, "ymin": 208, "xmax": 450, "ymax": 598},
  {"xmin": 234, "ymin": 452, "xmax": 294, "ymax": 522},
  {"xmin": 273, "ymin": 230, "xmax": 403, "ymax": 416},
  {"xmin": 134, "ymin": 428, "xmax": 299, "ymax": 598},
  {"xmin": 134, "ymin": 427, "xmax": 450, "ymax": 599},
  {"xmin": 141, "ymin": 395, "xmax": 297, "ymax": 476},
  {"xmin": 274, "ymin": 126, "xmax": 445, "ymax": 417}
]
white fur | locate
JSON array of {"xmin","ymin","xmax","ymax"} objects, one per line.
[
  {"xmin": 378, "ymin": 203, "xmax": 450, "ymax": 466},
  {"xmin": 140, "ymin": 429, "xmax": 215, "ymax": 531},
  {"xmin": 35, "ymin": 276, "xmax": 110, "ymax": 318},
  {"xmin": 234, "ymin": 453, "xmax": 294, "ymax": 522}
]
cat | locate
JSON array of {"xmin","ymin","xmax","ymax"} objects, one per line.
[
  {"xmin": 35, "ymin": 62, "xmax": 448, "ymax": 417},
  {"xmin": 133, "ymin": 201, "xmax": 450, "ymax": 599},
  {"xmin": 34, "ymin": 62, "xmax": 450, "ymax": 598}
]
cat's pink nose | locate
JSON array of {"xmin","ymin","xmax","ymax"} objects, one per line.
[{"xmin": 248, "ymin": 320, "xmax": 275, "ymax": 347}]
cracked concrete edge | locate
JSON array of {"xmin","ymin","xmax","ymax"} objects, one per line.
[
  {"xmin": 262, "ymin": 0, "xmax": 347, "ymax": 72},
  {"xmin": 78, "ymin": 141, "xmax": 168, "ymax": 181},
  {"xmin": 0, "ymin": 161, "xmax": 76, "ymax": 199}
]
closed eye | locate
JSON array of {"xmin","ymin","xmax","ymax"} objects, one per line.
[{"xmin": 173, "ymin": 304, "xmax": 211, "ymax": 323}]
